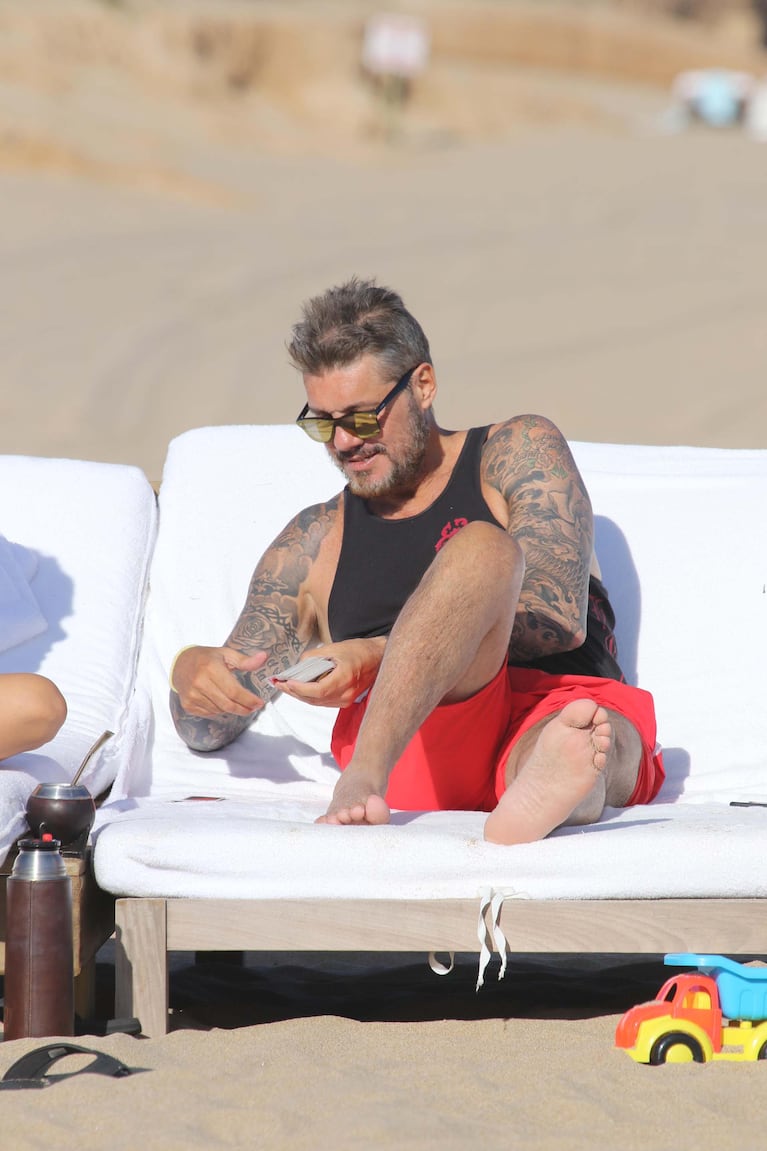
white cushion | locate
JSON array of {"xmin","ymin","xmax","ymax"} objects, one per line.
[{"xmin": 0, "ymin": 455, "xmax": 157, "ymax": 857}]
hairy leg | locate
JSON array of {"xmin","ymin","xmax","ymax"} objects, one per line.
[
  {"xmin": 483, "ymin": 701, "xmax": 642, "ymax": 845},
  {"xmin": 319, "ymin": 522, "xmax": 524, "ymax": 825},
  {"xmin": 0, "ymin": 673, "xmax": 67, "ymax": 761}
]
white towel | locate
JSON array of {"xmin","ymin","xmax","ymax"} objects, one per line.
[
  {"xmin": 0, "ymin": 534, "xmax": 47, "ymax": 654},
  {"xmin": 93, "ymin": 797, "xmax": 767, "ymax": 901}
]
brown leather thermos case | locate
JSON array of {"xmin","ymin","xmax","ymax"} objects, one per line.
[{"xmin": 3, "ymin": 835, "xmax": 74, "ymax": 1040}]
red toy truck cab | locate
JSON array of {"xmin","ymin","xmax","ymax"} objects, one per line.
[{"xmin": 616, "ymin": 972, "xmax": 723, "ymax": 1063}]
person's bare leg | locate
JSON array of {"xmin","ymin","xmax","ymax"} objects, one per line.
[
  {"xmin": 0, "ymin": 673, "xmax": 67, "ymax": 761},
  {"xmin": 483, "ymin": 702, "xmax": 642, "ymax": 844},
  {"xmin": 319, "ymin": 522, "xmax": 524, "ymax": 825}
]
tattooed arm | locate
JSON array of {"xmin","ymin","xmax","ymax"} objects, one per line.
[
  {"xmin": 170, "ymin": 496, "xmax": 340, "ymax": 751},
  {"xmin": 482, "ymin": 415, "xmax": 593, "ymax": 662}
]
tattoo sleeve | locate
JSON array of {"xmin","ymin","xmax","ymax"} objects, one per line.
[
  {"xmin": 172, "ymin": 496, "xmax": 340, "ymax": 751},
  {"xmin": 170, "ymin": 689, "xmax": 254, "ymax": 752},
  {"xmin": 483, "ymin": 416, "xmax": 593, "ymax": 661}
]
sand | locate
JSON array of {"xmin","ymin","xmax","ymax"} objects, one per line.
[
  {"xmin": 2, "ymin": 1, "xmax": 767, "ymax": 1146},
  {"xmin": 2, "ymin": 951, "xmax": 767, "ymax": 1148},
  {"xmin": 2, "ymin": 0, "xmax": 767, "ymax": 480}
]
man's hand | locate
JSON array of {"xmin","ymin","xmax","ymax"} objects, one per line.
[
  {"xmin": 272, "ymin": 638, "xmax": 385, "ymax": 709},
  {"xmin": 172, "ymin": 645, "xmax": 268, "ymax": 718}
]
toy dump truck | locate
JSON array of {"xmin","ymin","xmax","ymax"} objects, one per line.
[{"xmin": 615, "ymin": 953, "xmax": 767, "ymax": 1064}]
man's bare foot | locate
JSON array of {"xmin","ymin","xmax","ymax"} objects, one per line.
[
  {"xmin": 484, "ymin": 699, "xmax": 613, "ymax": 845},
  {"xmin": 316, "ymin": 771, "xmax": 391, "ymax": 826}
]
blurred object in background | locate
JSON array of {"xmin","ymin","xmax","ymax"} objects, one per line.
[
  {"xmin": 745, "ymin": 73, "xmax": 767, "ymax": 136},
  {"xmin": 361, "ymin": 11, "xmax": 430, "ymax": 141},
  {"xmin": 668, "ymin": 66, "xmax": 755, "ymax": 127},
  {"xmin": 754, "ymin": 0, "xmax": 767, "ymax": 48}
]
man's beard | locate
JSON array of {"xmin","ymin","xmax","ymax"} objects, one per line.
[{"xmin": 329, "ymin": 397, "xmax": 429, "ymax": 499}]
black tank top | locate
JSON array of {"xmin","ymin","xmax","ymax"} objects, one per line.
[{"xmin": 327, "ymin": 425, "xmax": 624, "ymax": 681}]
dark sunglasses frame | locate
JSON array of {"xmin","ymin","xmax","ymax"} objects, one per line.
[{"xmin": 296, "ymin": 365, "xmax": 419, "ymax": 443}]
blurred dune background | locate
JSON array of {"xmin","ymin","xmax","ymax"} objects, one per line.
[{"xmin": 1, "ymin": 0, "xmax": 766, "ymax": 479}]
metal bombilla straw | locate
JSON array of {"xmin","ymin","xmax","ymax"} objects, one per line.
[{"xmin": 70, "ymin": 729, "xmax": 114, "ymax": 787}]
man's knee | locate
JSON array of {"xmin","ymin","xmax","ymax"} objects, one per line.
[
  {"xmin": 564, "ymin": 775, "xmax": 607, "ymax": 827},
  {"xmin": 434, "ymin": 521, "xmax": 524, "ymax": 583},
  {"xmin": 604, "ymin": 710, "xmax": 642, "ymax": 807}
]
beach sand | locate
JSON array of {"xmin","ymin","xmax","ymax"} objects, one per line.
[
  {"xmin": 2, "ymin": 0, "xmax": 767, "ymax": 480},
  {"xmin": 3, "ymin": 950, "xmax": 767, "ymax": 1149},
  {"xmin": 2, "ymin": 1, "xmax": 767, "ymax": 1146}
]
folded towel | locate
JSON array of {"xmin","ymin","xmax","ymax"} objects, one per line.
[{"xmin": 0, "ymin": 534, "xmax": 47, "ymax": 654}]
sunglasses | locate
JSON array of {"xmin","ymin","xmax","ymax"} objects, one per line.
[{"xmin": 296, "ymin": 366, "xmax": 419, "ymax": 444}]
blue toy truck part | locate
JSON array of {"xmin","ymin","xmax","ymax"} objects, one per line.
[{"xmin": 665, "ymin": 953, "xmax": 767, "ymax": 1021}]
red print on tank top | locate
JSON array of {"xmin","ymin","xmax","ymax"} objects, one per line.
[
  {"xmin": 435, "ymin": 518, "xmax": 468, "ymax": 551},
  {"xmin": 589, "ymin": 587, "xmax": 619, "ymax": 659}
]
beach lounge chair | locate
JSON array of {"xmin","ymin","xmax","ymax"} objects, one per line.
[
  {"xmin": 91, "ymin": 426, "xmax": 767, "ymax": 1036},
  {"xmin": 0, "ymin": 453, "xmax": 157, "ymax": 1008}
]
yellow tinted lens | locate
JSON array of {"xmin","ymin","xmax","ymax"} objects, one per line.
[
  {"xmin": 299, "ymin": 418, "xmax": 334, "ymax": 443},
  {"xmin": 348, "ymin": 412, "xmax": 381, "ymax": 439}
]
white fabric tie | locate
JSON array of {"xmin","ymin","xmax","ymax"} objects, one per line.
[
  {"xmin": 427, "ymin": 952, "xmax": 455, "ymax": 976},
  {"xmin": 427, "ymin": 887, "xmax": 528, "ymax": 989},
  {"xmin": 475, "ymin": 886, "xmax": 529, "ymax": 991}
]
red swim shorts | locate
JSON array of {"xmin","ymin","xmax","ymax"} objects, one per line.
[{"xmin": 330, "ymin": 664, "xmax": 665, "ymax": 813}]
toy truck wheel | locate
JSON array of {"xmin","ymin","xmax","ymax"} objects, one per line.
[
  {"xmin": 758, "ymin": 1042, "xmax": 767, "ymax": 1060},
  {"xmin": 649, "ymin": 1032, "xmax": 706, "ymax": 1065}
]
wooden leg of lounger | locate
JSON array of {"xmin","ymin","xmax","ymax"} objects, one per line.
[
  {"xmin": 74, "ymin": 956, "xmax": 97, "ymax": 1020},
  {"xmin": 115, "ymin": 898, "xmax": 169, "ymax": 1037}
]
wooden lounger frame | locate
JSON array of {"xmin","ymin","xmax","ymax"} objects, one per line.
[{"xmin": 114, "ymin": 896, "xmax": 767, "ymax": 1036}]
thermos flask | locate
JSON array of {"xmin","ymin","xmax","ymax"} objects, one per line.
[{"xmin": 3, "ymin": 835, "xmax": 74, "ymax": 1040}]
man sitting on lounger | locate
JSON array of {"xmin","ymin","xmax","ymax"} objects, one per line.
[{"xmin": 169, "ymin": 277, "xmax": 665, "ymax": 844}]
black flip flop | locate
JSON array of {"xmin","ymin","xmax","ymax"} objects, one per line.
[{"xmin": 0, "ymin": 1042, "xmax": 143, "ymax": 1090}]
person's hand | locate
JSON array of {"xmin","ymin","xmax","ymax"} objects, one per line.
[
  {"xmin": 171, "ymin": 645, "xmax": 267, "ymax": 718},
  {"xmin": 272, "ymin": 638, "xmax": 385, "ymax": 709}
]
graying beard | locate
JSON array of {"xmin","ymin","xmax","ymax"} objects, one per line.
[{"xmin": 338, "ymin": 395, "xmax": 429, "ymax": 499}]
